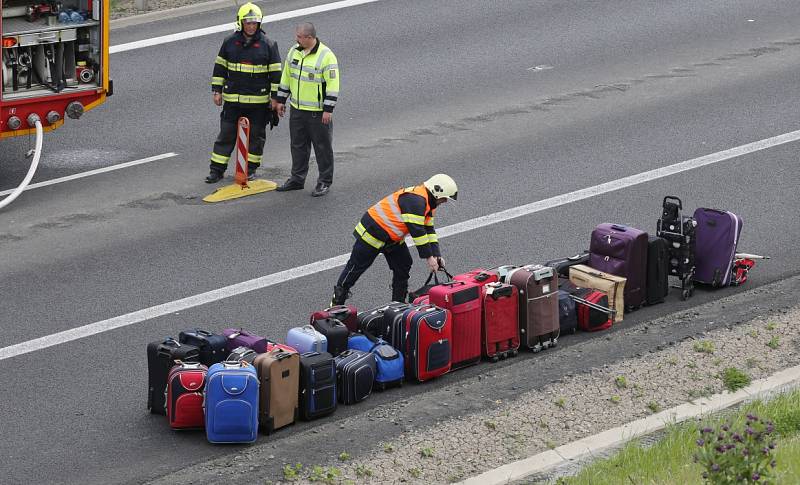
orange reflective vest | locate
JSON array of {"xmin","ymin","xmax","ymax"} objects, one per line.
[{"xmin": 366, "ymin": 185, "xmax": 433, "ymax": 243}]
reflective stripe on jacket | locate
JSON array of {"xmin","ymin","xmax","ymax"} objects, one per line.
[
  {"xmin": 211, "ymin": 31, "xmax": 282, "ymax": 105},
  {"xmin": 275, "ymin": 40, "xmax": 339, "ymax": 112}
]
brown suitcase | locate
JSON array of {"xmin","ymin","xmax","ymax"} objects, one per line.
[
  {"xmin": 508, "ymin": 264, "xmax": 560, "ymax": 352},
  {"xmin": 569, "ymin": 264, "xmax": 626, "ymax": 323},
  {"xmin": 252, "ymin": 349, "xmax": 300, "ymax": 434}
]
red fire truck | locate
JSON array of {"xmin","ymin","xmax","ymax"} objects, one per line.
[{"xmin": 1, "ymin": 0, "xmax": 110, "ymax": 139}]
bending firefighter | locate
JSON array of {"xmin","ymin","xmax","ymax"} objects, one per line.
[
  {"xmin": 331, "ymin": 174, "xmax": 458, "ymax": 306},
  {"xmin": 206, "ymin": 3, "xmax": 282, "ymax": 183}
]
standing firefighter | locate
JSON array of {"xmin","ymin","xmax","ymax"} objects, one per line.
[
  {"xmin": 206, "ymin": 3, "xmax": 282, "ymax": 183},
  {"xmin": 331, "ymin": 174, "xmax": 458, "ymax": 306}
]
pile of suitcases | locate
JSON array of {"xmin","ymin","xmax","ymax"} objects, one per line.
[{"xmin": 146, "ymin": 199, "xmax": 753, "ymax": 444}]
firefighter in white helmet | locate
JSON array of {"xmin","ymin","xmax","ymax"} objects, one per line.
[
  {"xmin": 206, "ymin": 3, "xmax": 282, "ymax": 183},
  {"xmin": 331, "ymin": 174, "xmax": 458, "ymax": 305}
]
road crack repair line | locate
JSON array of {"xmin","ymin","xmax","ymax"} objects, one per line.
[{"xmin": 1, "ymin": 128, "xmax": 800, "ymax": 361}]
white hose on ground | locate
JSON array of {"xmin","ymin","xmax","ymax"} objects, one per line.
[{"xmin": 0, "ymin": 118, "xmax": 43, "ymax": 210}]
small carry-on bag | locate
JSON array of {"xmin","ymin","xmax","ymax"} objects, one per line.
[
  {"xmin": 347, "ymin": 333, "xmax": 404, "ymax": 390},
  {"xmin": 227, "ymin": 346, "xmax": 259, "ymax": 365},
  {"xmin": 560, "ymin": 281, "xmax": 614, "ymax": 332},
  {"xmin": 656, "ymin": 196, "xmax": 696, "ymax": 300},
  {"xmin": 298, "ymin": 351, "xmax": 337, "ymax": 420},
  {"xmin": 453, "ymin": 268, "xmax": 500, "ymax": 286},
  {"xmin": 693, "ymin": 208, "xmax": 743, "ymax": 287},
  {"xmin": 556, "ymin": 289, "xmax": 578, "ymax": 335},
  {"xmin": 545, "ymin": 252, "xmax": 590, "ymax": 278},
  {"xmin": 147, "ymin": 338, "xmax": 200, "ymax": 415},
  {"xmin": 646, "ymin": 236, "xmax": 670, "ymax": 305},
  {"xmin": 589, "ymin": 223, "xmax": 648, "ymax": 309},
  {"xmin": 569, "ymin": 264, "xmax": 626, "ymax": 323},
  {"xmin": 222, "ymin": 328, "xmax": 270, "ymax": 354},
  {"xmin": 311, "ymin": 317, "xmax": 349, "ymax": 357},
  {"xmin": 334, "ymin": 349, "xmax": 377, "ymax": 404},
  {"xmin": 482, "ymin": 282, "xmax": 520, "ymax": 361},
  {"xmin": 287, "ymin": 325, "xmax": 328, "ymax": 354},
  {"xmin": 178, "ymin": 329, "xmax": 227, "ymax": 367},
  {"xmin": 311, "ymin": 305, "xmax": 359, "ymax": 333},
  {"xmin": 252, "ymin": 349, "xmax": 299, "ymax": 434},
  {"xmin": 428, "ymin": 281, "xmax": 482, "ymax": 369},
  {"xmin": 508, "ymin": 265, "xmax": 560, "ymax": 352},
  {"xmin": 404, "ymin": 305, "xmax": 452, "ymax": 382},
  {"xmin": 204, "ymin": 360, "xmax": 259, "ymax": 443},
  {"xmin": 166, "ymin": 361, "xmax": 207, "ymax": 430}
]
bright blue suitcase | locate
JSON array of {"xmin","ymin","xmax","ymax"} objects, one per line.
[
  {"xmin": 347, "ymin": 334, "xmax": 404, "ymax": 390},
  {"xmin": 204, "ymin": 361, "xmax": 259, "ymax": 443}
]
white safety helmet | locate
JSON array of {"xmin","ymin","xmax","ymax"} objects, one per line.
[{"xmin": 423, "ymin": 174, "xmax": 458, "ymax": 201}]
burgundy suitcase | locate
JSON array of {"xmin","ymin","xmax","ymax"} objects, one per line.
[
  {"xmin": 508, "ymin": 265, "xmax": 560, "ymax": 352},
  {"xmin": 589, "ymin": 223, "xmax": 648, "ymax": 309},
  {"xmin": 428, "ymin": 281, "xmax": 482, "ymax": 369},
  {"xmin": 310, "ymin": 305, "xmax": 359, "ymax": 333},
  {"xmin": 403, "ymin": 305, "xmax": 452, "ymax": 382},
  {"xmin": 481, "ymin": 282, "xmax": 519, "ymax": 361}
]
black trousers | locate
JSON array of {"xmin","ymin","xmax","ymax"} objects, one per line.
[
  {"xmin": 336, "ymin": 238, "xmax": 412, "ymax": 294},
  {"xmin": 289, "ymin": 108, "xmax": 334, "ymax": 186},
  {"xmin": 210, "ymin": 104, "xmax": 267, "ymax": 172}
]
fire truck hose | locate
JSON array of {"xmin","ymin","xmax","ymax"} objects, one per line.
[{"xmin": 0, "ymin": 115, "xmax": 43, "ymax": 210}]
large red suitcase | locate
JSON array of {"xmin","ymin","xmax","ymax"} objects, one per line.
[
  {"xmin": 508, "ymin": 265, "xmax": 560, "ymax": 352},
  {"xmin": 482, "ymin": 282, "xmax": 519, "ymax": 361},
  {"xmin": 404, "ymin": 305, "xmax": 452, "ymax": 382},
  {"xmin": 428, "ymin": 281, "xmax": 482, "ymax": 369}
]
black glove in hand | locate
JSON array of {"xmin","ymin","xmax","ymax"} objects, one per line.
[{"xmin": 269, "ymin": 110, "xmax": 280, "ymax": 130}]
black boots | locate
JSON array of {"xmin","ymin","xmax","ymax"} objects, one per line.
[
  {"xmin": 391, "ymin": 284, "xmax": 408, "ymax": 304},
  {"xmin": 330, "ymin": 285, "xmax": 351, "ymax": 307},
  {"xmin": 205, "ymin": 169, "xmax": 224, "ymax": 183}
]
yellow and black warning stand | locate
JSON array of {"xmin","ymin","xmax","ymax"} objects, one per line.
[{"xmin": 203, "ymin": 117, "xmax": 277, "ymax": 203}]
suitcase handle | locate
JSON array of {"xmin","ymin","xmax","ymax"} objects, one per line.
[
  {"xmin": 474, "ymin": 271, "xmax": 491, "ymax": 282},
  {"xmin": 196, "ymin": 330, "xmax": 213, "ymax": 337},
  {"xmin": 440, "ymin": 281, "xmax": 466, "ymax": 288},
  {"xmin": 663, "ymin": 196, "xmax": 682, "ymax": 210},
  {"xmin": 610, "ymin": 224, "xmax": 628, "ymax": 231},
  {"xmin": 163, "ymin": 337, "xmax": 180, "ymax": 347},
  {"xmin": 487, "ymin": 284, "xmax": 513, "ymax": 299},
  {"xmin": 568, "ymin": 295, "xmax": 617, "ymax": 315}
]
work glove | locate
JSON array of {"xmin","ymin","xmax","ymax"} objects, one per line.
[{"xmin": 269, "ymin": 110, "xmax": 280, "ymax": 130}]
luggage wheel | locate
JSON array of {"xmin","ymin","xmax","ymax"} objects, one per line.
[
  {"xmin": 490, "ymin": 355, "xmax": 499, "ymax": 363},
  {"xmin": 510, "ymin": 349, "xmax": 519, "ymax": 357},
  {"xmin": 500, "ymin": 352, "xmax": 508, "ymax": 360}
]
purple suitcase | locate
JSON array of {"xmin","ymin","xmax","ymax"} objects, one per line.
[
  {"xmin": 693, "ymin": 208, "xmax": 743, "ymax": 287},
  {"xmin": 589, "ymin": 223, "xmax": 648, "ymax": 309},
  {"xmin": 222, "ymin": 328, "xmax": 270, "ymax": 354}
]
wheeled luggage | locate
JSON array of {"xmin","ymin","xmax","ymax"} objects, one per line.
[
  {"xmin": 347, "ymin": 333, "xmax": 404, "ymax": 389},
  {"xmin": 311, "ymin": 305, "xmax": 359, "ymax": 333},
  {"xmin": 656, "ymin": 196, "xmax": 696, "ymax": 300},
  {"xmin": 507, "ymin": 265, "xmax": 560, "ymax": 352},
  {"xmin": 693, "ymin": 207, "xmax": 743, "ymax": 287},
  {"xmin": 178, "ymin": 329, "xmax": 227, "ymax": 367},
  {"xmin": 646, "ymin": 236, "xmax": 669, "ymax": 305},
  {"xmin": 334, "ymin": 349, "xmax": 377, "ymax": 404},
  {"xmin": 286, "ymin": 325, "xmax": 327, "ymax": 354},
  {"xmin": 556, "ymin": 288, "xmax": 578, "ymax": 335},
  {"xmin": 311, "ymin": 317, "xmax": 349, "ymax": 357},
  {"xmin": 381, "ymin": 301, "xmax": 415, "ymax": 351},
  {"xmin": 545, "ymin": 252, "xmax": 590, "ymax": 278},
  {"xmin": 589, "ymin": 223, "xmax": 648, "ymax": 309},
  {"xmin": 357, "ymin": 305, "xmax": 389, "ymax": 339},
  {"xmin": 227, "ymin": 346, "xmax": 259, "ymax": 364},
  {"xmin": 404, "ymin": 305, "xmax": 452, "ymax": 382},
  {"xmin": 481, "ymin": 282, "xmax": 520, "ymax": 361},
  {"xmin": 204, "ymin": 360, "xmax": 259, "ymax": 443},
  {"xmin": 560, "ymin": 281, "xmax": 614, "ymax": 332},
  {"xmin": 569, "ymin": 264, "xmax": 625, "ymax": 323},
  {"xmin": 298, "ymin": 351, "xmax": 337, "ymax": 420},
  {"xmin": 222, "ymin": 328, "xmax": 270, "ymax": 354},
  {"xmin": 428, "ymin": 281, "xmax": 482, "ymax": 369},
  {"xmin": 252, "ymin": 349, "xmax": 299, "ymax": 434},
  {"xmin": 147, "ymin": 337, "xmax": 200, "ymax": 415},
  {"xmin": 166, "ymin": 361, "xmax": 207, "ymax": 430}
]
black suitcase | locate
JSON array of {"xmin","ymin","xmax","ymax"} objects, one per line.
[
  {"xmin": 178, "ymin": 329, "xmax": 227, "ymax": 366},
  {"xmin": 146, "ymin": 337, "xmax": 200, "ymax": 415},
  {"xmin": 334, "ymin": 350, "xmax": 377, "ymax": 404},
  {"xmin": 311, "ymin": 317, "xmax": 349, "ymax": 357},
  {"xmin": 656, "ymin": 196, "xmax": 697, "ymax": 300},
  {"xmin": 557, "ymin": 289, "xmax": 577, "ymax": 335},
  {"xmin": 227, "ymin": 346, "xmax": 259, "ymax": 364},
  {"xmin": 298, "ymin": 351, "xmax": 337, "ymax": 420},
  {"xmin": 357, "ymin": 306, "xmax": 388, "ymax": 338},
  {"xmin": 646, "ymin": 236, "xmax": 670, "ymax": 305},
  {"xmin": 545, "ymin": 252, "xmax": 590, "ymax": 278},
  {"xmin": 382, "ymin": 302, "xmax": 414, "ymax": 351}
]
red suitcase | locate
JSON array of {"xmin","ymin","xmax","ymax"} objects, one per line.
[
  {"xmin": 166, "ymin": 361, "xmax": 208, "ymax": 430},
  {"xmin": 428, "ymin": 281, "xmax": 482, "ymax": 369},
  {"xmin": 404, "ymin": 305, "xmax": 452, "ymax": 382},
  {"xmin": 482, "ymin": 282, "xmax": 519, "ymax": 361},
  {"xmin": 453, "ymin": 268, "xmax": 500, "ymax": 287},
  {"xmin": 310, "ymin": 305, "xmax": 358, "ymax": 333}
]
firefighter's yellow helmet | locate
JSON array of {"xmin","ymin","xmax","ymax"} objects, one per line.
[
  {"xmin": 236, "ymin": 3, "xmax": 263, "ymax": 31},
  {"xmin": 424, "ymin": 174, "xmax": 458, "ymax": 201}
]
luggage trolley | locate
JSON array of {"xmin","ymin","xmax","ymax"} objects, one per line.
[{"xmin": 656, "ymin": 196, "xmax": 697, "ymax": 300}]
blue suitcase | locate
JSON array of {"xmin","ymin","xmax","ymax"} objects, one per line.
[
  {"xmin": 347, "ymin": 333, "xmax": 404, "ymax": 390},
  {"xmin": 287, "ymin": 325, "xmax": 327, "ymax": 354},
  {"xmin": 204, "ymin": 361, "xmax": 259, "ymax": 443},
  {"xmin": 557, "ymin": 289, "xmax": 577, "ymax": 335}
]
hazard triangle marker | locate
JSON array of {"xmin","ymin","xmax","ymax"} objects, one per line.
[{"xmin": 203, "ymin": 117, "xmax": 277, "ymax": 203}]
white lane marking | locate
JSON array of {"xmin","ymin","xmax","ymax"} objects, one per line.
[
  {"xmin": 2, "ymin": 129, "xmax": 799, "ymax": 361},
  {"xmin": 110, "ymin": 0, "xmax": 384, "ymax": 54},
  {"xmin": 0, "ymin": 153, "xmax": 178, "ymax": 197}
]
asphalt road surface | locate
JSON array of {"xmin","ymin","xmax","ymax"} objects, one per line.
[{"xmin": 1, "ymin": 0, "xmax": 799, "ymax": 483}]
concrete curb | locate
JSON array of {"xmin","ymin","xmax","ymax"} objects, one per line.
[
  {"xmin": 458, "ymin": 364, "xmax": 800, "ymax": 485},
  {"xmin": 111, "ymin": 0, "xmax": 235, "ymax": 29}
]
